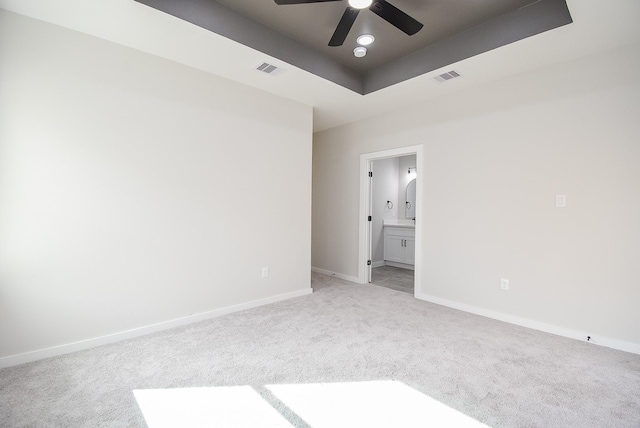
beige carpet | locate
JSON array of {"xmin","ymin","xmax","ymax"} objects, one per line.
[{"xmin": 1, "ymin": 272, "xmax": 639, "ymax": 427}]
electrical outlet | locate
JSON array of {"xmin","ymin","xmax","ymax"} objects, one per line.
[
  {"xmin": 500, "ymin": 278, "xmax": 509, "ymax": 290},
  {"xmin": 555, "ymin": 195, "xmax": 566, "ymax": 208},
  {"xmin": 261, "ymin": 267, "xmax": 269, "ymax": 278}
]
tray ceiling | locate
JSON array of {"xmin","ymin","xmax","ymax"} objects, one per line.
[{"xmin": 134, "ymin": 0, "xmax": 573, "ymax": 94}]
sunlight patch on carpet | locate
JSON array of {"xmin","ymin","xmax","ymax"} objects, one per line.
[
  {"xmin": 133, "ymin": 386, "xmax": 293, "ymax": 427},
  {"xmin": 267, "ymin": 380, "xmax": 490, "ymax": 428},
  {"xmin": 134, "ymin": 381, "xmax": 489, "ymax": 427}
]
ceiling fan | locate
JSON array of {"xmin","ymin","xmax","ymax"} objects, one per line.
[{"xmin": 274, "ymin": 0, "xmax": 423, "ymax": 47}]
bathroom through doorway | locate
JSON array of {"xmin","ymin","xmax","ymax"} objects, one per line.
[{"xmin": 358, "ymin": 145, "xmax": 423, "ymax": 297}]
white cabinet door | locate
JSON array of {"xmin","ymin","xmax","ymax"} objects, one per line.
[
  {"xmin": 384, "ymin": 235, "xmax": 405, "ymax": 263},
  {"xmin": 404, "ymin": 237, "xmax": 415, "ymax": 265},
  {"xmin": 383, "ymin": 227, "xmax": 415, "ymax": 266}
]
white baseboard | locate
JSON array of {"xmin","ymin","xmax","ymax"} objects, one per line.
[
  {"xmin": 415, "ymin": 292, "xmax": 640, "ymax": 355},
  {"xmin": 384, "ymin": 261, "xmax": 415, "ymax": 270},
  {"xmin": 0, "ymin": 288, "xmax": 313, "ymax": 369},
  {"xmin": 311, "ymin": 267, "xmax": 359, "ymax": 283},
  {"xmin": 371, "ymin": 260, "xmax": 385, "ymax": 268}
]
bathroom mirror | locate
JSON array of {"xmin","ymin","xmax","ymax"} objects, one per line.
[{"xmin": 405, "ymin": 178, "xmax": 416, "ymax": 219}]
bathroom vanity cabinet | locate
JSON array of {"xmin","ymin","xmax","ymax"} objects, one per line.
[{"xmin": 383, "ymin": 226, "xmax": 415, "ymax": 266}]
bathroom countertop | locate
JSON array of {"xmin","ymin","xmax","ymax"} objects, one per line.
[{"xmin": 383, "ymin": 219, "xmax": 415, "ymax": 229}]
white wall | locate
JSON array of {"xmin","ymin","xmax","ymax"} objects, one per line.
[
  {"xmin": 312, "ymin": 42, "xmax": 640, "ymax": 349},
  {"xmin": 0, "ymin": 11, "xmax": 312, "ymax": 362}
]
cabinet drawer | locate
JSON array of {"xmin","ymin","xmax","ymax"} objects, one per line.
[{"xmin": 383, "ymin": 226, "xmax": 414, "ymax": 238}]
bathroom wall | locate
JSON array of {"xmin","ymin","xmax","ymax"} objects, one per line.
[
  {"xmin": 371, "ymin": 155, "xmax": 417, "ymax": 265},
  {"xmin": 371, "ymin": 158, "xmax": 399, "ymax": 265},
  {"xmin": 398, "ymin": 155, "xmax": 417, "ymax": 220}
]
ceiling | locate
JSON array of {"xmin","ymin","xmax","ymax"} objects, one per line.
[
  {"xmin": 1, "ymin": 0, "xmax": 640, "ymax": 132},
  {"xmin": 210, "ymin": 0, "xmax": 541, "ymax": 73},
  {"xmin": 133, "ymin": 0, "xmax": 573, "ymax": 94}
]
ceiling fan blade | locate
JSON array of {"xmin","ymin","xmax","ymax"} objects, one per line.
[
  {"xmin": 369, "ymin": 0, "xmax": 423, "ymax": 36},
  {"xmin": 274, "ymin": 0, "xmax": 341, "ymax": 5},
  {"xmin": 329, "ymin": 8, "xmax": 359, "ymax": 47}
]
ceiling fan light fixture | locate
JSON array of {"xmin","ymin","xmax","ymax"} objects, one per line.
[
  {"xmin": 353, "ymin": 46, "xmax": 367, "ymax": 58},
  {"xmin": 356, "ymin": 34, "xmax": 375, "ymax": 46},
  {"xmin": 348, "ymin": 0, "xmax": 372, "ymax": 9}
]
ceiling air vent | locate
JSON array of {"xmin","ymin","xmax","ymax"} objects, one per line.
[
  {"xmin": 255, "ymin": 62, "xmax": 283, "ymax": 76},
  {"xmin": 433, "ymin": 70, "xmax": 461, "ymax": 83}
]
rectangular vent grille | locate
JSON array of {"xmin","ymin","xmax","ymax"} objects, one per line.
[
  {"xmin": 434, "ymin": 70, "xmax": 461, "ymax": 83},
  {"xmin": 256, "ymin": 62, "xmax": 282, "ymax": 76}
]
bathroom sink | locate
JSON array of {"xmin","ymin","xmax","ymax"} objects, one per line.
[{"xmin": 383, "ymin": 219, "xmax": 415, "ymax": 229}]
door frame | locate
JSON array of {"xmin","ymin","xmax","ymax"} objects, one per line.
[{"xmin": 358, "ymin": 145, "xmax": 423, "ymax": 297}]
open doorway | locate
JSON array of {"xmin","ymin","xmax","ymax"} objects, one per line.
[
  {"xmin": 370, "ymin": 155, "xmax": 416, "ymax": 294},
  {"xmin": 358, "ymin": 145, "xmax": 423, "ymax": 297}
]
